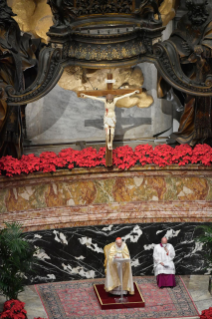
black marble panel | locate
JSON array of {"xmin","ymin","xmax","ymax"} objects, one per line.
[{"xmin": 24, "ymin": 223, "xmax": 211, "ymax": 284}]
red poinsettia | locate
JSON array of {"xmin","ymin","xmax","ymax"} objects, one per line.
[
  {"xmin": 74, "ymin": 147, "xmax": 105, "ymax": 168},
  {"xmin": 201, "ymin": 307, "xmax": 212, "ymax": 319},
  {"xmin": 58, "ymin": 148, "xmax": 79, "ymax": 169},
  {"xmin": 38, "ymin": 151, "xmax": 59, "ymax": 173},
  {"xmin": 172, "ymin": 144, "xmax": 193, "ymax": 166},
  {"xmin": 192, "ymin": 144, "xmax": 212, "ymax": 166},
  {"xmin": 97, "ymin": 147, "xmax": 106, "ymax": 167},
  {"xmin": 0, "ymin": 156, "xmax": 22, "ymax": 177},
  {"xmin": 0, "ymin": 143, "xmax": 212, "ymax": 177},
  {"xmin": 152, "ymin": 144, "xmax": 174, "ymax": 167},
  {"xmin": 113, "ymin": 145, "xmax": 138, "ymax": 170},
  {"xmin": 20, "ymin": 154, "xmax": 40, "ymax": 174},
  {"xmin": 1, "ymin": 300, "xmax": 26, "ymax": 319},
  {"xmin": 134, "ymin": 144, "xmax": 154, "ymax": 166}
]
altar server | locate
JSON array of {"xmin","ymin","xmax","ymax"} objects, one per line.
[
  {"xmin": 153, "ymin": 237, "xmax": 176, "ymax": 288},
  {"xmin": 104, "ymin": 237, "xmax": 134, "ymax": 295}
]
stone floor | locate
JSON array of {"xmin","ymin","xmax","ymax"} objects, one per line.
[
  {"xmin": 0, "ymin": 276, "xmax": 211, "ymax": 319},
  {"xmin": 181, "ymin": 275, "xmax": 212, "ymax": 314}
]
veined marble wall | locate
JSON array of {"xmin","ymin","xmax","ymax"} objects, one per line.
[
  {"xmin": 0, "ymin": 166, "xmax": 212, "ymax": 232},
  {"xmin": 25, "ymin": 222, "xmax": 210, "ymax": 284}
]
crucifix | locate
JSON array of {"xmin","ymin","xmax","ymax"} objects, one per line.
[{"xmin": 78, "ymin": 73, "xmax": 141, "ymax": 167}]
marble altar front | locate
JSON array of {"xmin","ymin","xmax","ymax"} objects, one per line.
[{"xmin": 0, "ymin": 165, "xmax": 212, "ymax": 231}]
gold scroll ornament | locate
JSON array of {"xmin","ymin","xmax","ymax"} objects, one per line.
[{"xmin": 9, "ymin": 0, "xmax": 176, "ymax": 42}]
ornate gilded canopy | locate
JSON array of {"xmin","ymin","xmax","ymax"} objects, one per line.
[
  {"xmin": 47, "ymin": 0, "xmax": 164, "ymax": 68},
  {"xmin": 3, "ymin": 0, "xmax": 167, "ymax": 108},
  {"xmin": 4, "ymin": 0, "xmax": 212, "ymax": 110}
]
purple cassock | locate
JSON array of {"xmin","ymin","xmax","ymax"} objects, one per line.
[
  {"xmin": 153, "ymin": 243, "xmax": 176, "ymax": 288},
  {"xmin": 157, "ymin": 274, "xmax": 176, "ymax": 288}
]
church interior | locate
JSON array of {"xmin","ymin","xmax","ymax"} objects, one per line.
[{"xmin": 1, "ymin": 0, "xmax": 212, "ymax": 318}]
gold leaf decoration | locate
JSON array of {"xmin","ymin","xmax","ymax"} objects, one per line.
[
  {"xmin": 157, "ymin": 0, "xmax": 176, "ymax": 26},
  {"xmin": 58, "ymin": 66, "xmax": 153, "ymax": 109},
  {"xmin": 9, "ymin": 0, "xmax": 53, "ymax": 43}
]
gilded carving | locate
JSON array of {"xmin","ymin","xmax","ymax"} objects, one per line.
[
  {"xmin": 68, "ymin": 40, "xmax": 146, "ymax": 61},
  {"xmin": 9, "ymin": 0, "xmax": 176, "ymax": 43},
  {"xmin": 76, "ymin": 0, "xmax": 133, "ymax": 15},
  {"xmin": 156, "ymin": 0, "xmax": 176, "ymax": 26},
  {"xmin": 58, "ymin": 66, "xmax": 153, "ymax": 109},
  {"xmin": 9, "ymin": 0, "xmax": 53, "ymax": 43}
]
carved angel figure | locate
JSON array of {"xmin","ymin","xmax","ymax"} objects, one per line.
[
  {"xmin": 159, "ymin": 0, "xmax": 212, "ymax": 146},
  {"xmin": 0, "ymin": 1, "xmax": 42, "ymax": 158}
]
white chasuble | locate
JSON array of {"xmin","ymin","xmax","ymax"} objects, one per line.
[
  {"xmin": 104, "ymin": 242, "xmax": 134, "ymax": 295},
  {"xmin": 153, "ymin": 243, "xmax": 176, "ymax": 276}
]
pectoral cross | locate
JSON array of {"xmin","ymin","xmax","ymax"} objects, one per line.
[{"xmin": 78, "ymin": 73, "xmax": 141, "ymax": 167}]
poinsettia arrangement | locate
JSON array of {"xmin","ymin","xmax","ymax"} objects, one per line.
[
  {"xmin": 0, "ymin": 143, "xmax": 212, "ymax": 177},
  {"xmin": 0, "ymin": 300, "xmax": 46, "ymax": 319},
  {"xmin": 0, "ymin": 300, "xmax": 26, "ymax": 319},
  {"xmin": 201, "ymin": 307, "xmax": 212, "ymax": 319}
]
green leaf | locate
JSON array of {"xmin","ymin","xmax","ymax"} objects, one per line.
[{"xmin": 0, "ymin": 222, "xmax": 39, "ymax": 299}]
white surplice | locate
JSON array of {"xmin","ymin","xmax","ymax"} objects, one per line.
[{"xmin": 153, "ymin": 243, "xmax": 175, "ymax": 276}]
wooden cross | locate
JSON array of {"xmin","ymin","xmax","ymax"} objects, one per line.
[{"xmin": 78, "ymin": 73, "xmax": 141, "ymax": 167}]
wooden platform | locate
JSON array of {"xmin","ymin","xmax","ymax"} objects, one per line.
[{"xmin": 93, "ymin": 282, "xmax": 145, "ymax": 310}]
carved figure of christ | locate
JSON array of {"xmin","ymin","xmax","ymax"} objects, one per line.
[{"xmin": 80, "ymin": 90, "xmax": 139, "ymax": 150}]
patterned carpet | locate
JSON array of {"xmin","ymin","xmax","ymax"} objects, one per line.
[{"xmin": 35, "ymin": 276, "xmax": 200, "ymax": 319}]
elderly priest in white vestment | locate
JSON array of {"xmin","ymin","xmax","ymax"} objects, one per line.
[
  {"xmin": 153, "ymin": 237, "xmax": 176, "ymax": 288},
  {"xmin": 104, "ymin": 237, "xmax": 134, "ymax": 295}
]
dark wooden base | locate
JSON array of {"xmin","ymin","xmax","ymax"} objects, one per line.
[
  {"xmin": 93, "ymin": 282, "xmax": 145, "ymax": 310},
  {"xmin": 106, "ymin": 146, "xmax": 113, "ymax": 167}
]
